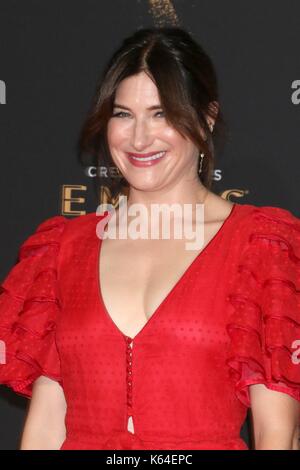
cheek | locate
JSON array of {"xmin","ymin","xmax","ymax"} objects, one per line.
[
  {"xmin": 107, "ymin": 121, "xmax": 124, "ymax": 149},
  {"xmin": 162, "ymin": 127, "xmax": 186, "ymax": 149}
]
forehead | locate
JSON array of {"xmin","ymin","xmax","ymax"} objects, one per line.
[{"xmin": 114, "ymin": 72, "xmax": 160, "ymax": 105}]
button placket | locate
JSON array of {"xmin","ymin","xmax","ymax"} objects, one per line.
[{"xmin": 125, "ymin": 336, "xmax": 134, "ymax": 433}]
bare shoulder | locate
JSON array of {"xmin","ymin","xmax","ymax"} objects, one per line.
[{"xmin": 204, "ymin": 191, "xmax": 236, "ymax": 223}]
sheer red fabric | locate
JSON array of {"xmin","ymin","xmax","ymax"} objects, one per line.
[{"xmin": 0, "ymin": 202, "xmax": 300, "ymax": 450}]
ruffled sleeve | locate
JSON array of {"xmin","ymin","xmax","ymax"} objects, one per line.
[
  {"xmin": 0, "ymin": 215, "xmax": 68, "ymax": 399},
  {"xmin": 226, "ymin": 206, "xmax": 300, "ymax": 408}
]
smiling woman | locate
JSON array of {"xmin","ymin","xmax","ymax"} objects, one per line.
[
  {"xmin": 78, "ymin": 27, "xmax": 227, "ymax": 200},
  {"xmin": 0, "ymin": 26, "xmax": 300, "ymax": 451}
]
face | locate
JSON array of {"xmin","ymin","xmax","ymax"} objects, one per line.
[{"xmin": 107, "ymin": 71, "xmax": 204, "ymax": 192}]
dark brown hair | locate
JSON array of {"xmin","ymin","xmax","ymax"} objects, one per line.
[{"xmin": 78, "ymin": 27, "xmax": 227, "ymax": 200}]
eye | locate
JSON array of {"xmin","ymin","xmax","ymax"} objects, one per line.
[
  {"xmin": 112, "ymin": 111, "xmax": 130, "ymax": 118},
  {"xmin": 111, "ymin": 110, "xmax": 165, "ymax": 118}
]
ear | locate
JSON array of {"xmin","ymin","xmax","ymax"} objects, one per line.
[
  {"xmin": 207, "ymin": 101, "xmax": 219, "ymax": 126},
  {"xmin": 199, "ymin": 101, "xmax": 219, "ymax": 141}
]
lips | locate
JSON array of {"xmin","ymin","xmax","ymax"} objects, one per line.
[
  {"xmin": 126, "ymin": 151, "xmax": 167, "ymax": 167},
  {"xmin": 127, "ymin": 151, "xmax": 166, "ymax": 158}
]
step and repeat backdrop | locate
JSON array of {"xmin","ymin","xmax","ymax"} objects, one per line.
[{"xmin": 0, "ymin": 0, "xmax": 299, "ymax": 449}]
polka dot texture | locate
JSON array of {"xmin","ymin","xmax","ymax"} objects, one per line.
[{"xmin": 0, "ymin": 203, "xmax": 299, "ymax": 450}]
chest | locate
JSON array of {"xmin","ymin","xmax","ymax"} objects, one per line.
[{"xmin": 98, "ymin": 220, "xmax": 225, "ymax": 338}]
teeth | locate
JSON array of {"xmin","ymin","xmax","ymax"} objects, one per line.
[{"xmin": 130, "ymin": 151, "xmax": 166, "ymax": 162}]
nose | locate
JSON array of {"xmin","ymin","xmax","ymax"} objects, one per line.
[{"xmin": 130, "ymin": 117, "xmax": 154, "ymax": 151}]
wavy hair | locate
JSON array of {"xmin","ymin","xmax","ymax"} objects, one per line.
[{"xmin": 78, "ymin": 27, "xmax": 228, "ymax": 199}]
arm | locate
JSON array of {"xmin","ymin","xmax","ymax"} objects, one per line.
[
  {"xmin": 19, "ymin": 376, "xmax": 67, "ymax": 450},
  {"xmin": 292, "ymin": 425, "xmax": 300, "ymax": 450},
  {"xmin": 249, "ymin": 384, "xmax": 300, "ymax": 450}
]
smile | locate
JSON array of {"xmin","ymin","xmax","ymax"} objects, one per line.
[{"xmin": 129, "ymin": 151, "xmax": 166, "ymax": 162}]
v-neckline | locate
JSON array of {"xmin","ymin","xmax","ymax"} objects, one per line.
[{"xmin": 96, "ymin": 202, "xmax": 238, "ymax": 342}]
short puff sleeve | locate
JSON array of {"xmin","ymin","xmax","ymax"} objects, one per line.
[
  {"xmin": 0, "ymin": 215, "xmax": 68, "ymax": 398},
  {"xmin": 226, "ymin": 207, "xmax": 300, "ymax": 408}
]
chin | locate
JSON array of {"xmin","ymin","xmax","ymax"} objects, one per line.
[{"xmin": 126, "ymin": 179, "xmax": 160, "ymax": 192}]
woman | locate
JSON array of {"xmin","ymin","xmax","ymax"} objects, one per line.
[{"xmin": 0, "ymin": 27, "xmax": 300, "ymax": 450}]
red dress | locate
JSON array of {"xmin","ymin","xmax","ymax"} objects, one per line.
[{"xmin": 0, "ymin": 202, "xmax": 300, "ymax": 450}]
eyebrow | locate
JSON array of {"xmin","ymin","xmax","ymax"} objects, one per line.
[{"xmin": 113, "ymin": 103, "xmax": 162, "ymax": 111}]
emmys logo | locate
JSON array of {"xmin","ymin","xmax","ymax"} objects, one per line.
[
  {"xmin": 291, "ymin": 80, "xmax": 300, "ymax": 105},
  {"xmin": 61, "ymin": 183, "xmax": 248, "ymax": 216},
  {"xmin": 0, "ymin": 80, "xmax": 6, "ymax": 104}
]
